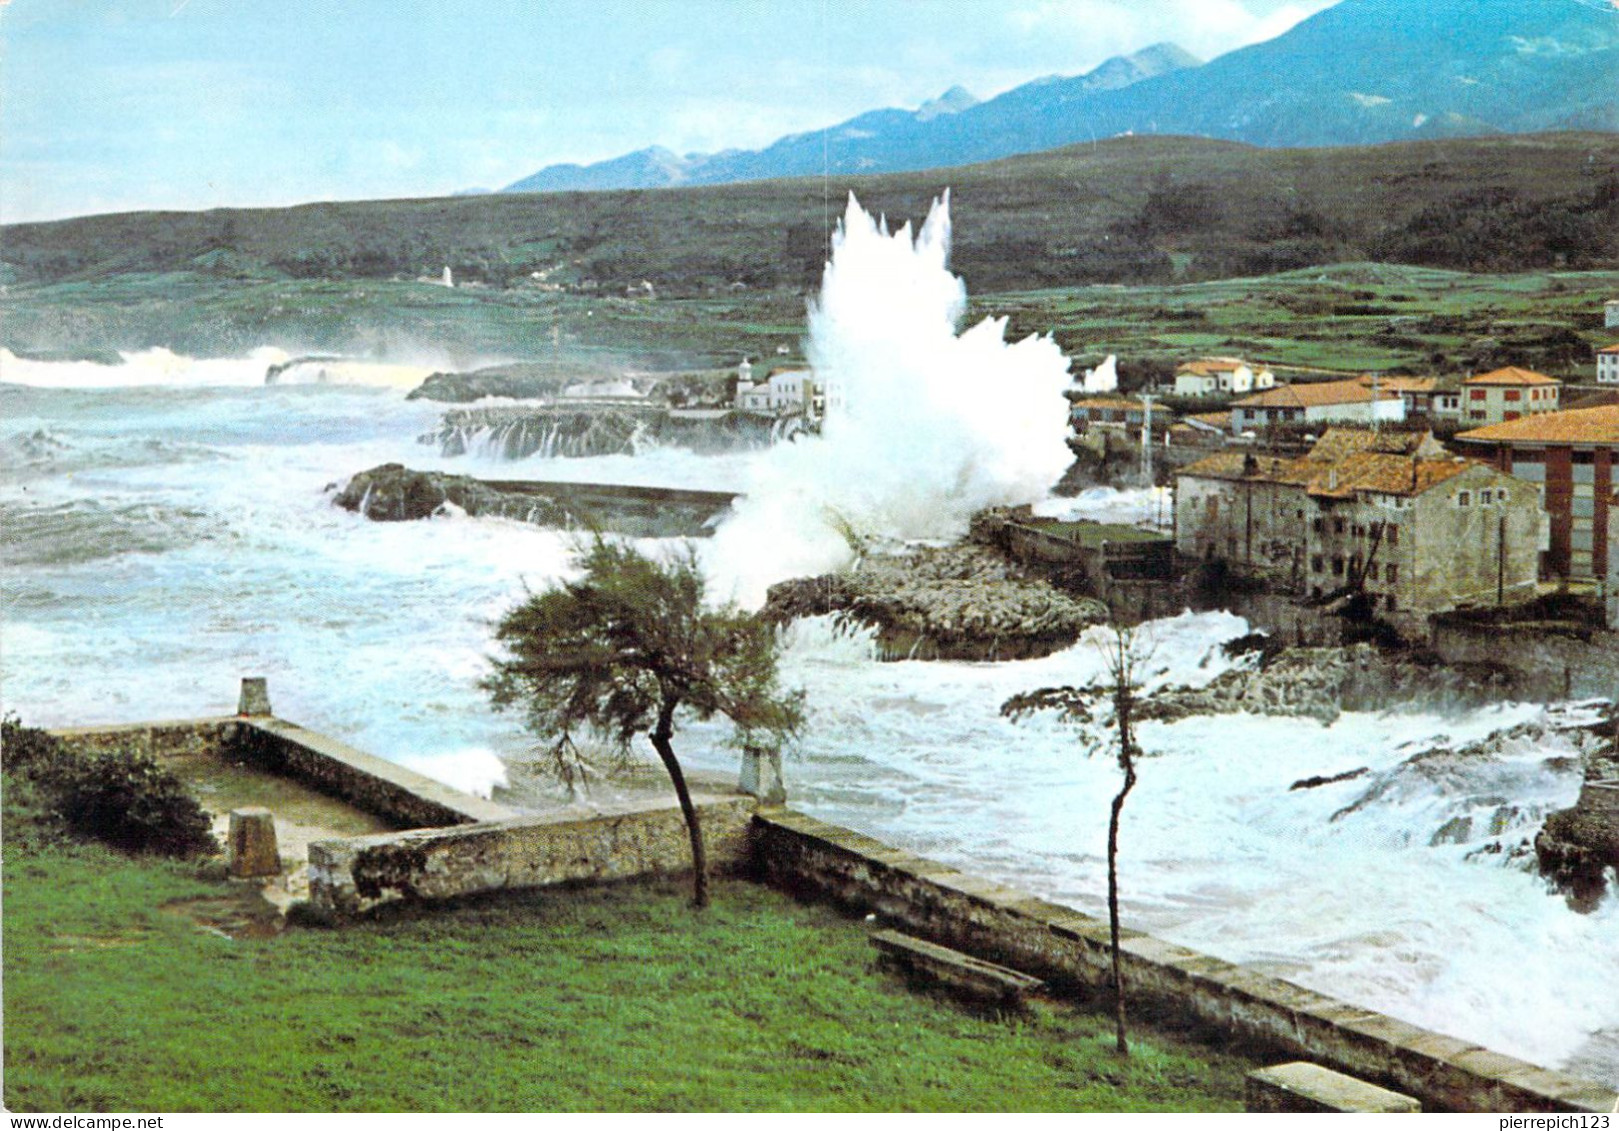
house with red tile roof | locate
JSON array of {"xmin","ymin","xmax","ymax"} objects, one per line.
[
  {"xmin": 1173, "ymin": 357, "xmax": 1275, "ymax": 397},
  {"xmin": 1460, "ymin": 366, "xmax": 1561, "ymax": 426},
  {"xmin": 1456, "ymin": 404, "xmax": 1619, "ymax": 579},
  {"xmin": 1229, "ymin": 378, "xmax": 1405, "ymax": 433},
  {"xmin": 1175, "ymin": 429, "xmax": 1542, "ymax": 620}
]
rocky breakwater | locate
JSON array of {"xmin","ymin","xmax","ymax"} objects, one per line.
[
  {"xmin": 762, "ymin": 543, "xmax": 1108, "ymax": 662},
  {"xmin": 423, "ymin": 405, "xmax": 789, "ymax": 460},
  {"xmin": 1139, "ymin": 636, "xmax": 1528, "ymax": 725},
  {"xmin": 331, "ymin": 464, "xmax": 737, "ymax": 538},
  {"xmin": 1536, "ymin": 728, "xmax": 1619, "ymax": 908}
]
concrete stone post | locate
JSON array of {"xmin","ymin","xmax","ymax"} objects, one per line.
[
  {"xmin": 238, "ymin": 677, "xmax": 272, "ymax": 716},
  {"xmin": 739, "ymin": 746, "xmax": 786, "ymax": 805},
  {"xmin": 228, "ymin": 807, "xmax": 281, "ymax": 877}
]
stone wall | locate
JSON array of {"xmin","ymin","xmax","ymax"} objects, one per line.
[
  {"xmin": 235, "ymin": 718, "xmax": 518, "ymax": 830},
  {"xmin": 1428, "ymin": 620, "xmax": 1619, "ymax": 699},
  {"xmin": 49, "ymin": 718, "xmax": 241, "ymax": 759},
  {"xmin": 308, "ymin": 794, "xmax": 756, "ymax": 919},
  {"xmin": 750, "ymin": 808, "xmax": 1618, "ymax": 1115}
]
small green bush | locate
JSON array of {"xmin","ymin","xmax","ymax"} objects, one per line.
[{"xmin": 1, "ymin": 715, "xmax": 218, "ymax": 858}]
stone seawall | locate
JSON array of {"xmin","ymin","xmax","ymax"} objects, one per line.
[
  {"xmin": 309, "ymin": 794, "xmax": 757, "ymax": 919},
  {"xmin": 750, "ymin": 808, "xmax": 1618, "ymax": 1115},
  {"xmin": 234, "ymin": 718, "xmax": 517, "ymax": 830}
]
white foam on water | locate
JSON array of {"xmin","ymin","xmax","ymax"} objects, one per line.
[{"xmin": 0, "ymin": 347, "xmax": 433, "ymax": 390}]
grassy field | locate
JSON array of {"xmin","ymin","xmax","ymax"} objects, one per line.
[
  {"xmin": 5, "ymin": 262, "xmax": 1613, "ymax": 385},
  {"xmin": 2, "ymin": 829, "xmax": 1257, "ymax": 1112}
]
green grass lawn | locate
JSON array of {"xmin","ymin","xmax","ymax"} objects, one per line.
[{"xmin": 2, "ymin": 833, "xmax": 1257, "ymax": 1113}]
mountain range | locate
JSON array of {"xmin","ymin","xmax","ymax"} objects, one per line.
[{"xmin": 501, "ymin": 0, "xmax": 1619, "ymax": 195}]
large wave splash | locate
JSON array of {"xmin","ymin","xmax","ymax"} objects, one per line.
[{"xmin": 706, "ymin": 192, "xmax": 1075, "ymax": 606}]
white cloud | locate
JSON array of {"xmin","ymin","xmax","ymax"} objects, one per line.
[{"xmin": 1008, "ymin": 0, "xmax": 1334, "ymax": 65}]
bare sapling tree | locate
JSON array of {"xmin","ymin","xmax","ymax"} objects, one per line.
[
  {"xmin": 483, "ymin": 538, "xmax": 804, "ymax": 908},
  {"xmin": 1002, "ymin": 623, "xmax": 1149, "ymax": 1055}
]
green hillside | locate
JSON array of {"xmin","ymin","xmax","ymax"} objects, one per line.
[{"xmin": 5, "ymin": 133, "xmax": 1617, "ymax": 298}]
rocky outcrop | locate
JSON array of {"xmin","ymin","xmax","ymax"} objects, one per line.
[
  {"xmin": 1537, "ymin": 738, "xmax": 1619, "ymax": 909},
  {"xmin": 1139, "ymin": 641, "xmax": 1523, "ymax": 725},
  {"xmin": 763, "ymin": 543, "xmax": 1108, "ymax": 661},
  {"xmin": 332, "ymin": 464, "xmax": 571, "ymax": 524},
  {"xmin": 423, "ymin": 405, "xmax": 792, "ymax": 459},
  {"xmin": 331, "ymin": 464, "xmax": 737, "ymax": 537}
]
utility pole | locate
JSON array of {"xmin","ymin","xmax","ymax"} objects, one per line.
[{"xmin": 1140, "ymin": 393, "xmax": 1156, "ymax": 487}]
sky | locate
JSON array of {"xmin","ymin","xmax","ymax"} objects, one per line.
[{"xmin": 0, "ymin": 0, "xmax": 1337, "ymax": 223}]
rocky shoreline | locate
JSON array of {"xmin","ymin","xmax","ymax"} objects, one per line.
[
  {"xmin": 423, "ymin": 404, "xmax": 791, "ymax": 460},
  {"xmin": 762, "ymin": 542, "xmax": 1109, "ymax": 661}
]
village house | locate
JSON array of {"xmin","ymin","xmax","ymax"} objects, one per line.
[
  {"xmin": 1357, "ymin": 374, "xmax": 1463, "ymax": 420},
  {"xmin": 1455, "ymin": 404, "xmax": 1619, "ymax": 580},
  {"xmin": 1174, "ymin": 429, "xmax": 1542, "ymax": 623},
  {"xmin": 1605, "ymin": 299, "xmax": 1619, "ymax": 330},
  {"xmin": 1168, "ymin": 411, "xmax": 1232, "ymax": 448},
  {"xmin": 1460, "ymin": 366, "xmax": 1561, "ymax": 426},
  {"xmin": 1596, "ymin": 344, "xmax": 1619, "ymax": 385},
  {"xmin": 1229, "ymin": 378, "xmax": 1405, "ymax": 432},
  {"xmin": 1173, "ymin": 357, "xmax": 1276, "ymax": 398},
  {"xmin": 1069, "ymin": 395, "xmax": 1154, "ymax": 432},
  {"xmin": 735, "ymin": 366, "xmax": 815, "ymax": 414}
]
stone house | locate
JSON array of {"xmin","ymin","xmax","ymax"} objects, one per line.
[
  {"xmin": 1597, "ymin": 345, "xmax": 1619, "ymax": 385},
  {"xmin": 1173, "ymin": 357, "xmax": 1275, "ymax": 397},
  {"xmin": 1456, "ymin": 404, "xmax": 1619, "ymax": 580},
  {"xmin": 1460, "ymin": 366, "xmax": 1561, "ymax": 426},
  {"xmin": 1175, "ymin": 429, "xmax": 1542, "ymax": 623},
  {"xmin": 1229, "ymin": 378, "xmax": 1405, "ymax": 432}
]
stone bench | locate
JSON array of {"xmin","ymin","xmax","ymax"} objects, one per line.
[
  {"xmin": 870, "ymin": 928, "xmax": 1045, "ymax": 1010},
  {"xmin": 1247, "ymin": 1062, "xmax": 1421, "ymax": 1113}
]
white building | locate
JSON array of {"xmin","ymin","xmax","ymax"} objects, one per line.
[
  {"xmin": 1598, "ymin": 345, "xmax": 1619, "ymax": 385},
  {"xmin": 1230, "ymin": 378, "xmax": 1405, "ymax": 432},
  {"xmin": 1605, "ymin": 300, "xmax": 1619, "ymax": 330},
  {"xmin": 736, "ymin": 367, "xmax": 814, "ymax": 413},
  {"xmin": 1174, "ymin": 357, "xmax": 1276, "ymax": 397}
]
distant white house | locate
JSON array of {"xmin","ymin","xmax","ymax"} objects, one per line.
[
  {"xmin": 1174, "ymin": 357, "xmax": 1275, "ymax": 397},
  {"xmin": 1598, "ymin": 344, "xmax": 1619, "ymax": 385},
  {"xmin": 736, "ymin": 367, "xmax": 814, "ymax": 413},
  {"xmin": 1605, "ymin": 299, "xmax": 1619, "ymax": 330}
]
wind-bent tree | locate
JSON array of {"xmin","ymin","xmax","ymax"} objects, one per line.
[
  {"xmin": 1002, "ymin": 624, "xmax": 1148, "ymax": 1055},
  {"xmin": 483, "ymin": 539, "xmax": 804, "ymax": 908}
]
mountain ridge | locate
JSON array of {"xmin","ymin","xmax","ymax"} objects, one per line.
[{"xmin": 500, "ymin": 0, "xmax": 1617, "ymax": 194}]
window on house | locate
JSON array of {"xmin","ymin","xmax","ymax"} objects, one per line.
[
  {"xmin": 1313, "ymin": 517, "xmax": 1325, "ymax": 534},
  {"xmin": 1386, "ymin": 563, "xmax": 1399, "ymax": 583},
  {"xmin": 1386, "ymin": 594, "xmax": 1397, "ymax": 612},
  {"xmin": 1504, "ymin": 412, "xmax": 1520, "ymax": 422},
  {"xmin": 1504, "ymin": 390, "xmax": 1521, "ymax": 402},
  {"xmin": 1311, "ymin": 555, "xmax": 1324, "ymax": 573},
  {"xmin": 1470, "ymin": 389, "xmax": 1487, "ymax": 401},
  {"xmin": 1332, "ymin": 556, "xmax": 1344, "ymax": 576},
  {"xmin": 1387, "ymin": 524, "xmax": 1399, "ymax": 545},
  {"xmin": 1458, "ymin": 491, "xmax": 1471, "ymax": 507},
  {"xmin": 1367, "ymin": 562, "xmax": 1379, "ymax": 581},
  {"xmin": 1469, "ymin": 410, "xmax": 1486, "ymax": 420},
  {"xmin": 1334, "ymin": 517, "xmax": 1345, "ymax": 534}
]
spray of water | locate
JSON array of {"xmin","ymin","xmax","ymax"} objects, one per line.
[{"xmin": 705, "ymin": 193, "xmax": 1074, "ymax": 606}]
